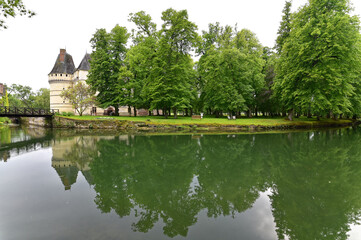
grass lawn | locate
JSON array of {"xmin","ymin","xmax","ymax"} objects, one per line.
[{"xmin": 60, "ymin": 115, "xmax": 353, "ymax": 127}]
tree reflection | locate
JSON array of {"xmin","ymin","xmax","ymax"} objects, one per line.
[
  {"xmin": 51, "ymin": 128, "xmax": 361, "ymax": 239},
  {"xmin": 267, "ymin": 129, "xmax": 361, "ymax": 240}
]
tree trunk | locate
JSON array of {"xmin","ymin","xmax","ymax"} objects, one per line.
[
  {"xmin": 133, "ymin": 106, "xmax": 137, "ymax": 117},
  {"xmin": 255, "ymin": 108, "xmax": 258, "ymax": 117},
  {"xmin": 247, "ymin": 109, "xmax": 252, "ymax": 118},
  {"xmin": 190, "ymin": 108, "xmax": 193, "ymax": 116},
  {"xmin": 149, "ymin": 110, "xmax": 152, "ymax": 116},
  {"xmin": 128, "ymin": 106, "xmax": 131, "ymax": 116},
  {"xmin": 288, "ymin": 109, "xmax": 294, "ymax": 121},
  {"xmin": 115, "ymin": 106, "xmax": 119, "ymax": 116},
  {"xmin": 164, "ymin": 110, "xmax": 168, "ymax": 119},
  {"xmin": 173, "ymin": 107, "xmax": 177, "ymax": 119},
  {"xmin": 185, "ymin": 108, "xmax": 189, "ymax": 116},
  {"xmin": 157, "ymin": 108, "xmax": 160, "ymax": 116}
]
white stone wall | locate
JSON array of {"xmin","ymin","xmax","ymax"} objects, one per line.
[
  {"xmin": 48, "ymin": 78, "xmax": 74, "ymax": 113},
  {"xmin": 49, "ymin": 66, "xmax": 107, "ymax": 115}
]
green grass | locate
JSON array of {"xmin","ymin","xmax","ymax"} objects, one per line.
[{"xmin": 59, "ymin": 115, "xmax": 353, "ymax": 127}]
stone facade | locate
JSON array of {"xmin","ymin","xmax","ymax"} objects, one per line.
[{"xmin": 48, "ymin": 49, "xmax": 104, "ymax": 115}]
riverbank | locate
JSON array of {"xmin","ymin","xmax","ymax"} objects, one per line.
[{"xmin": 49, "ymin": 115, "xmax": 358, "ymax": 131}]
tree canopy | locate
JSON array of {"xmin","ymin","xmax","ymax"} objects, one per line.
[
  {"xmin": 274, "ymin": 0, "xmax": 361, "ymax": 120},
  {"xmin": 0, "ymin": 0, "xmax": 35, "ymax": 29},
  {"xmin": 84, "ymin": 3, "xmax": 361, "ymax": 120}
]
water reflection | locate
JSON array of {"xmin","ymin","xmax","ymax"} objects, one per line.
[
  {"xmin": 0, "ymin": 126, "xmax": 53, "ymax": 161},
  {"xmin": 2, "ymin": 128, "xmax": 361, "ymax": 239}
]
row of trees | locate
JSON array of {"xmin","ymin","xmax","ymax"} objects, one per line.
[
  {"xmin": 3, "ymin": 84, "xmax": 50, "ymax": 109},
  {"xmin": 88, "ymin": 0, "xmax": 361, "ymax": 120}
]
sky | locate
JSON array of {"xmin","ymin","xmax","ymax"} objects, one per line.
[{"xmin": 0, "ymin": 0, "xmax": 361, "ymax": 91}]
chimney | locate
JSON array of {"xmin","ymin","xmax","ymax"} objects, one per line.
[{"xmin": 60, "ymin": 49, "xmax": 66, "ymax": 62}]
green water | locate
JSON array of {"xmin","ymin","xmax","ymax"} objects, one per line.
[{"xmin": 1, "ymin": 127, "xmax": 361, "ymax": 240}]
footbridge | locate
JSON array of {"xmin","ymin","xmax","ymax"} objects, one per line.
[{"xmin": 0, "ymin": 107, "xmax": 59, "ymax": 117}]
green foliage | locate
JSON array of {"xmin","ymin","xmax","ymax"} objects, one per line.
[
  {"xmin": 60, "ymin": 81, "xmax": 96, "ymax": 116},
  {"xmin": 7, "ymin": 84, "xmax": 49, "ymax": 109},
  {"xmin": 0, "ymin": 88, "xmax": 9, "ymax": 107},
  {"xmin": 274, "ymin": 0, "xmax": 361, "ymax": 119},
  {"xmin": 0, "ymin": 0, "xmax": 35, "ymax": 29},
  {"xmin": 275, "ymin": 1, "xmax": 292, "ymax": 54},
  {"xmin": 87, "ymin": 25, "xmax": 130, "ymax": 115},
  {"xmin": 34, "ymin": 88, "xmax": 50, "ymax": 109},
  {"xmin": 142, "ymin": 8, "xmax": 199, "ymax": 118},
  {"xmin": 199, "ymin": 25, "xmax": 265, "ymax": 116}
]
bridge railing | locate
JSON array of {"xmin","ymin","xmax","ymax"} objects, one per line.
[{"xmin": 0, "ymin": 107, "xmax": 59, "ymax": 116}]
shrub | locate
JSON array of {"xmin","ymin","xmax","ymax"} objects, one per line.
[{"xmin": 67, "ymin": 112, "xmax": 74, "ymax": 116}]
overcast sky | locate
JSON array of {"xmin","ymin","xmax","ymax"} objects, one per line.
[{"xmin": 1, "ymin": 0, "xmax": 361, "ymax": 91}]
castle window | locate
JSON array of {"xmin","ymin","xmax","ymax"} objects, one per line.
[
  {"xmin": 55, "ymin": 74, "xmax": 57, "ymax": 76},
  {"xmin": 60, "ymin": 74, "xmax": 62, "ymax": 77},
  {"xmin": 63, "ymin": 88, "xmax": 65, "ymax": 90},
  {"xmin": 66, "ymin": 74, "xmax": 68, "ymax": 77}
]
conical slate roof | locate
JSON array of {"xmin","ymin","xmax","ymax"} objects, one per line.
[
  {"xmin": 49, "ymin": 49, "xmax": 76, "ymax": 75},
  {"xmin": 77, "ymin": 53, "xmax": 91, "ymax": 71}
]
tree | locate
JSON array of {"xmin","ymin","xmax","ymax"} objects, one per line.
[
  {"xmin": 34, "ymin": 88, "xmax": 50, "ymax": 109},
  {"xmin": 0, "ymin": 87, "xmax": 9, "ymax": 107},
  {"xmin": 234, "ymin": 29, "xmax": 265, "ymax": 117},
  {"xmin": 87, "ymin": 25, "xmax": 130, "ymax": 115},
  {"xmin": 274, "ymin": 0, "xmax": 361, "ymax": 120},
  {"xmin": 60, "ymin": 81, "xmax": 96, "ymax": 116},
  {"xmin": 275, "ymin": 1, "xmax": 293, "ymax": 54},
  {"xmin": 200, "ymin": 47, "xmax": 247, "ymax": 117},
  {"xmin": 0, "ymin": 0, "xmax": 35, "ymax": 29},
  {"xmin": 258, "ymin": 47, "xmax": 278, "ymax": 116},
  {"xmin": 8, "ymin": 84, "xmax": 35, "ymax": 108},
  {"xmin": 198, "ymin": 24, "xmax": 264, "ymax": 117},
  {"xmin": 143, "ymin": 8, "xmax": 199, "ymax": 118},
  {"xmin": 124, "ymin": 11, "xmax": 159, "ymax": 116}
]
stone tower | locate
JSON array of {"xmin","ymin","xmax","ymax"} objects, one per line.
[{"xmin": 48, "ymin": 49, "xmax": 75, "ymax": 113}]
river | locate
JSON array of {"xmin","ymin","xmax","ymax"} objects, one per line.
[{"xmin": 1, "ymin": 126, "xmax": 361, "ymax": 240}]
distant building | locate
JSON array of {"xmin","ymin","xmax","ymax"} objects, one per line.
[{"xmin": 48, "ymin": 49, "xmax": 103, "ymax": 115}]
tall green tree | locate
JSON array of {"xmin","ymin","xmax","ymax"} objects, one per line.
[
  {"xmin": 234, "ymin": 29, "xmax": 265, "ymax": 116},
  {"xmin": 274, "ymin": 0, "xmax": 361, "ymax": 120},
  {"xmin": 144, "ymin": 8, "xmax": 198, "ymax": 118},
  {"xmin": 0, "ymin": 0, "xmax": 35, "ymax": 29},
  {"xmin": 122, "ymin": 11, "xmax": 159, "ymax": 116},
  {"xmin": 199, "ymin": 25, "xmax": 264, "ymax": 117},
  {"xmin": 275, "ymin": 1, "xmax": 293, "ymax": 54},
  {"xmin": 87, "ymin": 25, "xmax": 130, "ymax": 115}
]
